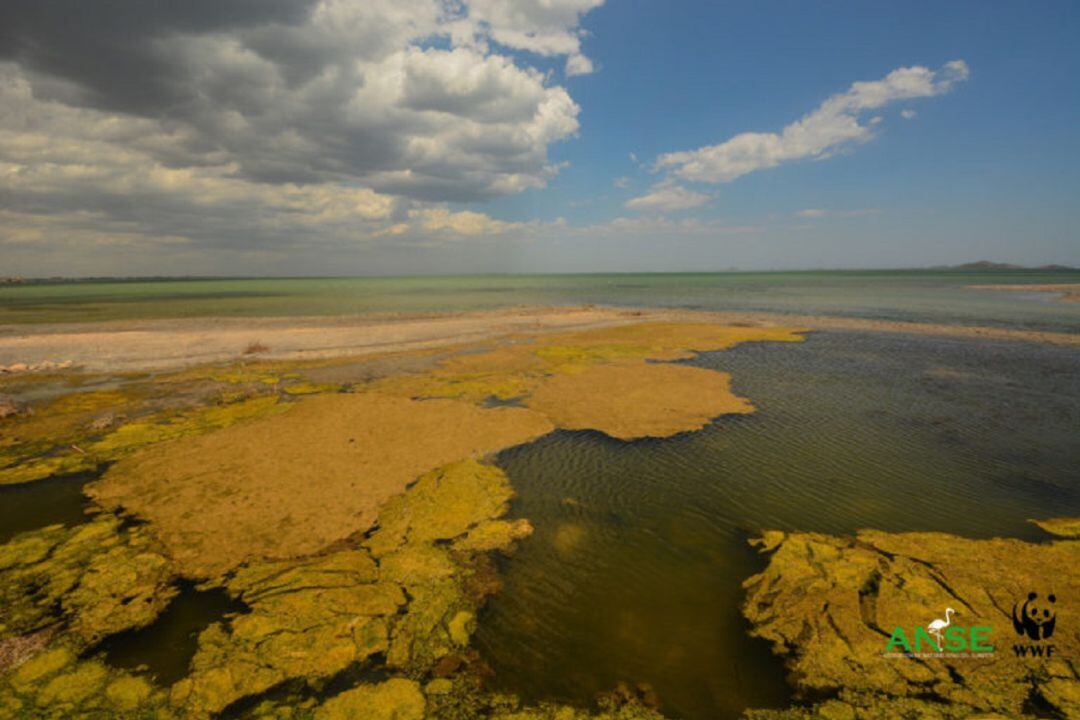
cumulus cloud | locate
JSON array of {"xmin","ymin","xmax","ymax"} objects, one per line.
[
  {"xmin": 655, "ymin": 61, "xmax": 969, "ymax": 184},
  {"xmin": 455, "ymin": 0, "xmax": 604, "ymax": 76},
  {"xmin": 412, "ymin": 207, "xmax": 522, "ymax": 236},
  {"xmin": 901, "ymin": 109, "xmax": 918, "ymax": 119},
  {"xmin": 0, "ymin": 1, "xmax": 600, "ymax": 201},
  {"xmin": 625, "ymin": 181, "xmax": 710, "ymax": 212},
  {"xmin": 0, "ymin": 0, "xmax": 604, "ymax": 268}
]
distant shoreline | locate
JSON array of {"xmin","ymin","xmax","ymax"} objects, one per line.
[{"xmin": 2, "ymin": 265, "xmax": 1077, "ymax": 286}]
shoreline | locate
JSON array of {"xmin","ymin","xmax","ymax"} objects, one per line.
[{"xmin": 2, "ymin": 305, "xmax": 1078, "ymax": 375}]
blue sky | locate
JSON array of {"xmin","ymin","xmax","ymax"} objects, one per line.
[
  {"xmin": 1, "ymin": 0, "xmax": 1077, "ymax": 275},
  {"xmin": 485, "ymin": 1, "xmax": 1080, "ymax": 270}
]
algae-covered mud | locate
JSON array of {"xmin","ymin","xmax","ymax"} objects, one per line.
[
  {"xmin": 0, "ymin": 319, "xmax": 804, "ymax": 719},
  {"xmin": 1, "ymin": 316, "xmax": 1078, "ymax": 719}
]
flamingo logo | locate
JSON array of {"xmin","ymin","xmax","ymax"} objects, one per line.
[
  {"xmin": 884, "ymin": 608, "xmax": 993, "ymax": 655},
  {"xmin": 927, "ymin": 608, "xmax": 957, "ymax": 651}
]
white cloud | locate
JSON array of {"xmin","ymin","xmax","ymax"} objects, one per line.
[
  {"xmin": 901, "ymin": 108, "xmax": 918, "ymax": 120},
  {"xmin": 412, "ymin": 207, "xmax": 522, "ymax": 236},
  {"xmin": 625, "ymin": 181, "xmax": 710, "ymax": 212},
  {"xmin": 459, "ymin": 0, "xmax": 604, "ymax": 76},
  {"xmin": 613, "ymin": 176, "xmax": 630, "ymax": 189},
  {"xmin": 655, "ymin": 60, "xmax": 969, "ymax": 184},
  {"xmin": 796, "ymin": 208, "xmax": 827, "ymax": 219}
]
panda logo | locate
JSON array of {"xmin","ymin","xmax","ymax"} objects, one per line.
[{"xmin": 1012, "ymin": 592, "xmax": 1056, "ymax": 641}]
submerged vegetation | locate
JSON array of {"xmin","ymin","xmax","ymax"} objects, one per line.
[{"xmin": 4, "ymin": 319, "xmax": 1076, "ymax": 718}]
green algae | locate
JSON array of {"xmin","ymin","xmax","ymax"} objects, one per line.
[
  {"xmin": 1031, "ymin": 516, "xmax": 1080, "ymax": 538},
  {"xmin": 280, "ymin": 382, "xmax": 340, "ymax": 396},
  {"xmin": 365, "ymin": 459, "xmax": 518, "ymax": 558},
  {"xmin": 312, "ymin": 678, "xmax": 426, "ymax": 720},
  {"xmin": 1, "ymin": 392, "xmax": 289, "ymax": 487},
  {"xmin": 0, "ymin": 516, "xmax": 175, "ymax": 648},
  {"xmin": 1, "ymin": 644, "xmax": 173, "ymax": 719},
  {"xmin": 420, "ymin": 675, "xmax": 666, "ymax": 720},
  {"xmin": 87, "ymin": 395, "xmax": 289, "ymax": 456},
  {"xmin": 169, "ymin": 459, "xmax": 535, "ymax": 716},
  {"xmin": 742, "ymin": 526, "xmax": 1080, "ymax": 719},
  {"xmin": 0, "ymin": 456, "xmax": 99, "ymax": 487},
  {"xmin": 171, "ymin": 547, "xmax": 401, "ymax": 717},
  {"xmin": 454, "ymin": 519, "xmax": 534, "ymax": 553},
  {"xmin": 0, "ymin": 357, "xmax": 339, "ymax": 487}
]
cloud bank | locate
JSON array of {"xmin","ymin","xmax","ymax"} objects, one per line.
[{"xmin": 0, "ymin": 0, "xmax": 603, "ymax": 270}]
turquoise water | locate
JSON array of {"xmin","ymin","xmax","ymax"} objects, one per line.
[{"xmin": 1, "ymin": 271, "xmax": 1079, "ymax": 331}]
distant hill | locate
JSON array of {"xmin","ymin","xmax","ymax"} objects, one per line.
[
  {"xmin": 937, "ymin": 260, "xmax": 1077, "ymax": 271},
  {"xmin": 954, "ymin": 261, "xmax": 1025, "ymax": 270}
]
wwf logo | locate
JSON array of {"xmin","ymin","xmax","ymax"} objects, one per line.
[{"xmin": 1012, "ymin": 591, "xmax": 1056, "ymax": 641}]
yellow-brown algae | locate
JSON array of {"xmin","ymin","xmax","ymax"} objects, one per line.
[
  {"xmin": 172, "ymin": 460, "xmax": 531, "ymax": 716},
  {"xmin": 1031, "ymin": 517, "xmax": 1080, "ymax": 538},
  {"xmin": 526, "ymin": 361, "xmax": 753, "ymax": 440},
  {"xmin": 90, "ymin": 393, "xmax": 554, "ymax": 577},
  {"xmin": 0, "ymin": 517, "xmax": 175, "ymax": 648},
  {"xmin": 371, "ymin": 321, "xmax": 802, "ymax": 438},
  {"xmin": 312, "ymin": 678, "xmax": 425, "ymax": 720}
]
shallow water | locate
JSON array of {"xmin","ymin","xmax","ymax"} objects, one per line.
[
  {"xmin": 475, "ymin": 331, "xmax": 1080, "ymax": 719},
  {"xmin": 0, "ymin": 467, "xmax": 101, "ymax": 544},
  {"xmin": 2, "ymin": 271, "xmax": 1079, "ymax": 332},
  {"xmin": 88, "ymin": 581, "xmax": 247, "ymax": 685}
]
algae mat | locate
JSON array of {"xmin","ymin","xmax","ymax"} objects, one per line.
[
  {"xmin": 3, "ymin": 319, "xmax": 812, "ymax": 719},
  {"xmin": 89, "ymin": 322, "xmax": 803, "ymax": 578},
  {"xmin": 525, "ymin": 362, "xmax": 752, "ymax": 440},
  {"xmin": 90, "ymin": 394, "xmax": 554, "ymax": 577},
  {"xmin": 743, "ymin": 525, "xmax": 1080, "ymax": 719}
]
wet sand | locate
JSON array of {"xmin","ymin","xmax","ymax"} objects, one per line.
[{"xmin": 2, "ymin": 306, "xmax": 1078, "ymax": 374}]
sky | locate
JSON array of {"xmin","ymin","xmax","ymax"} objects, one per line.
[{"xmin": 1, "ymin": 0, "xmax": 1078, "ymax": 277}]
